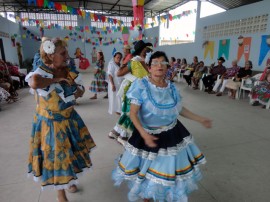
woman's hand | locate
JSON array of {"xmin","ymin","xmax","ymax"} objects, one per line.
[
  {"xmin": 111, "ymin": 84, "xmax": 116, "ymax": 92},
  {"xmin": 140, "ymin": 131, "xmax": 158, "ymax": 148},
  {"xmin": 199, "ymin": 117, "xmax": 212, "ymax": 128},
  {"xmin": 74, "ymin": 86, "xmax": 84, "ymax": 98},
  {"xmin": 54, "ymin": 78, "xmax": 73, "ymax": 86}
]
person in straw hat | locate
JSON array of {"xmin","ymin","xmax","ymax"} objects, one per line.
[{"xmin": 108, "ymin": 40, "xmax": 153, "ymax": 145}]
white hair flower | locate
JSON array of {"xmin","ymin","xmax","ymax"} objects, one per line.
[{"xmin": 43, "ymin": 40, "xmax": 55, "ymax": 54}]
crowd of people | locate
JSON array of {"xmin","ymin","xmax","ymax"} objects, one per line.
[
  {"xmin": 0, "ymin": 59, "xmax": 27, "ymax": 108},
  {"xmin": 164, "ymin": 55, "xmax": 269, "ymax": 106}
]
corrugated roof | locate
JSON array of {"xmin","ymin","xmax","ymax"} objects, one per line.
[{"xmin": 0, "ymin": 0, "xmax": 264, "ymax": 17}]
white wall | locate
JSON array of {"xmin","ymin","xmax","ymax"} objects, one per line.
[
  {"xmin": 0, "ymin": 16, "xmax": 22, "ymax": 64},
  {"xmin": 147, "ymin": 0, "xmax": 270, "ymax": 70}
]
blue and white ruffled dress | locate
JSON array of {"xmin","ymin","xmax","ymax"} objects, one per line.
[{"xmin": 112, "ymin": 76, "xmax": 206, "ymax": 202}]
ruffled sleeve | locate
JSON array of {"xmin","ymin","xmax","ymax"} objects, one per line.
[
  {"xmin": 25, "ymin": 65, "xmax": 54, "ymax": 96},
  {"xmin": 25, "ymin": 65, "xmax": 76, "ymax": 103},
  {"xmin": 126, "ymin": 78, "xmax": 143, "ymax": 106}
]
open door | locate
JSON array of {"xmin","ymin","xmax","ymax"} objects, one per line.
[{"xmin": 0, "ymin": 38, "xmax": 6, "ymax": 61}]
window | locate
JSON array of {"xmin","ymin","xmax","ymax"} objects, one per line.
[
  {"xmin": 20, "ymin": 12, "xmax": 78, "ymax": 27},
  {"xmin": 159, "ymin": 1, "xmax": 197, "ymax": 46}
]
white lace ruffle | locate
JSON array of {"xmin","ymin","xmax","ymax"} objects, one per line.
[
  {"xmin": 114, "ymin": 124, "xmax": 130, "ymax": 138},
  {"xmin": 130, "ymin": 99, "xmax": 141, "ymax": 106},
  {"xmin": 137, "ymin": 78, "xmax": 182, "ymax": 116},
  {"xmin": 25, "ymin": 67, "xmax": 76, "ymax": 103},
  {"xmin": 125, "ymin": 135, "xmax": 195, "ymax": 160},
  {"xmin": 74, "ymin": 73, "xmax": 84, "ymax": 87},
  {"xmin": 114, "ymin": 162, "xmax": 205, "ymax": 187},
  {"xmin": 27, "ymin": 167, "xmax": 93, "ymax": 190},
  {"xmin": 132, "ymin": 55, "xmax": 144, "ymax": 62},
  {"xmin": 143, "ymin": 120, "xmax": 177, "ymax": 134}
]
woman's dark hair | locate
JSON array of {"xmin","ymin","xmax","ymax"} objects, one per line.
[
  {"xmin": 98, "ymin": 51, "xmax": 105, "ymax": 62},
  {"xmin": 182, "ymin": 58, "xmax": 187, "ymax": 64},
  {"xmin": 171, "ymin": 57, "xmax": 176, "ymax": 62},
  {"xmin": 246, "ymin": 60, "xmax": 253, "ymax": 69},
  {"xmin": 177, "ymin": 58, "xmax": 181, "ymax": 63},
  {"xmin": 149, "ymin": 51, "xmax": 169, "ymax": 67},
  {"xmin": 113, "ymin": 51, "xmax": 122, "ymax": 58}
]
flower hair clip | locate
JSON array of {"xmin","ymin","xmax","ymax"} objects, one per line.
[{"xmin": 43, "ymin": 40, "xmax": 55, "ymax": 54}]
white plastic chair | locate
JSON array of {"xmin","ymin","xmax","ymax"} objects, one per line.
[
  {"xmin": 176, "ymin": 71, "xmax": 184, "ymax": 82},
  {"xmin": 266, "ymin": 100, "xmax": 270, "ymax": 109},
  {"xmin": 199, "ymin": 74, "xmax": 221, "ymax": 91},
  {"xmin": 238, "ymin": 78, "xmax": 254, "ymax": 99}
]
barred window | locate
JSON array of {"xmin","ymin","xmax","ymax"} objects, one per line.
[{"xmin": 20, "ymin": 12, "xmax": 78, "ymax": 27}]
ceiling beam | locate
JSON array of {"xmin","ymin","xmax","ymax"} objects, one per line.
[{"xmin": 108, "ymin": 0, "xmax": 120, "ymax": 12}]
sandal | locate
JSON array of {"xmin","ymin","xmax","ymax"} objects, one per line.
[
  {"xmin": 90, "ymin": 96, "xmax": 97, "ymax": 99},
  {"xmin": 67, "ymin": 184, "xmax": 78, "ymax": 193}
]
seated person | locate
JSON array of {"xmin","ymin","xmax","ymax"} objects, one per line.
[
  {"xmin": 169, "ymin": 57, "xmax": 176, "ymax": 68},
  {"xmin": 0, "ymin": 86, "xmax": 19, "ymax": 103},
  {"xmin": 6, "ymin": 61, "xmax": 26, "ymax": 88},
  {"xmin": 225, "ymin": 60, "xmax": 253, "ymax": 99},
  {"xmin": 183, "ymin": 56, "xmax": 199, "ymax": 86},
  {"xmin": 191, "ymin": 61, "xmax": 208, "ymax": 89},
  {"xmin": 180, "ymin": 58, "xmax": 187, "ymax": 73},
  {"xmin": 250, "ymin": 70, "xmax": 270, "ymax": 108},
  {"xmin": 175, "ymin": 58, "xmax": 181, "ymax": 70},
  {"xmin": 210, "ymin": 59, "xmax": 240, "ymax": 96},
  {"xmin": 0, "ymin": 61, "xmax": 18, "ymax": 97},
  {"xmin": 203, "ymin": 57, "xmax": 226, "ymax": 93},
  {"xmin": 166, "ymin": 57, "xmax": 179, "ymax": 82}
]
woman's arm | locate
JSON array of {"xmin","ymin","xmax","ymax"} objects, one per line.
[
  {"xmin": 130, "ymin": 104, "xmax": 158, "ymax": 147},
  {"xmin": 30, "ymin": 74, "xmax": 72, "ymax": 89},
  {"xmin": 108, "ymin": 74, "xmax": 116, "ymax": 92},
  {"xmin": 180, "ymin": 107, "xmax": 212, "ymax": 128},
  {"xmin": 74, "ymin": 86, "xmax": 84, "ymax": 98},
  {"xmin": 117, "ymin": 65, "xmax": 130, "ymax": 76}
]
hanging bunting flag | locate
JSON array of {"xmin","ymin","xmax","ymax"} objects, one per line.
[{"xmin": 28, "ymin": 0, "xmax": 36, "ymax": 6}]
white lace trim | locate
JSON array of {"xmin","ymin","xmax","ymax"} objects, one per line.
[
  {"xmin": 132, "ymin": 56, "xmax": 143, "ymax": 62},
  {"xmin": 114, "ymin": 124, "xmax": 130, "ymax": 138},
  {"xmin": 74, "ymin": 73, "xmax": 84, "ymax": 87},
  {"xmin": 143, "ymin": 120, "xmax": 177, "ymax": 134},
  {"xmin": 25, "ymin": 67, "xmax": 76, "ymax": 103},
  {"xmin": 125, "ymin": 135, "xmax": 195, "ymax": 160},
  {"xmin": 117, "ymin": 79, "xmax": 131, "ymax": 98},
  {"xmin": 115, "ymin": 162, "xmax": 206, "ymax": 187},
  {"xmin": 130, "ymin": 99, "xmax": 141, "ymax": 106},
  {"xmin": 136, "ymin": 78, "xmax": 182, "ymax": 116},
  {"xmin": 27, "ymin": 167, "xmax": 93, "ymax": 190}
]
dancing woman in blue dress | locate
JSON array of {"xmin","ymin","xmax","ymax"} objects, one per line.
[{"xmin": 112, "ymin": 51, "xmax": 212, "ymax": 202}]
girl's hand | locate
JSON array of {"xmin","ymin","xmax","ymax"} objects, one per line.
[
  {"xmin": 141, "ymin": 131, "xmax": 159, "ymax": 148},
  {"xmin": 199, "ymin": 117, "xmax": 212, "ymax": 128}
]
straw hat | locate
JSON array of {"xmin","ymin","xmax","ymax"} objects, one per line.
[{"xmin": 123, "ymin": 45, "xmax": 131, "ymax": 49}]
